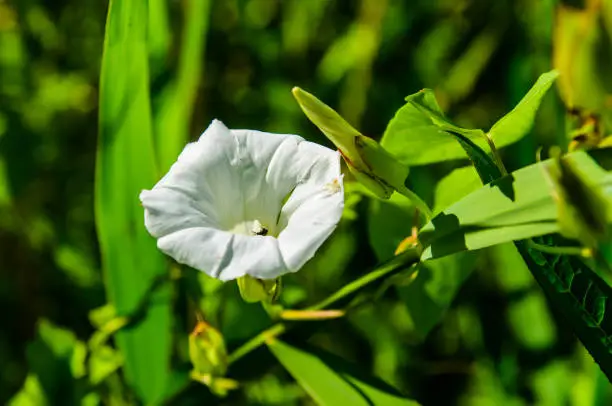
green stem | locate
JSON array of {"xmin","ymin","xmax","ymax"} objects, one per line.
[
  {"xmin": 307, "ymin": 249, "xmax": 419, "ymax": 311},
  {"xmin": 228, "ymin": 323, "xmax": 286, "ymax": 364},
  {"xmin": 485, "ymin": 132, "xmax": 508, "ymax": 176},
  {"xmin": 226, "ymin": 248, "xmax": 420, "ymax": 365},
  {"xmin": 527, "ymin": 239, "xmax": 591, "ymax": 257}
]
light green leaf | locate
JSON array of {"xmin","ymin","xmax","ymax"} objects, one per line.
[
  {"xmin": 10, "ymin": 320, "xmax": 86, "ymax": 405},
  {"xmin": 96, "ymin": 0, "xmax": 172, "ymax": 402},
  {"xmin": 89, "ymin": 346, "xmax": 124, "ymax": 385},
  {"xmin": 382, "ymin": 72, "xmax": 556, "ymax": 166},
  {"xmin": 419, "ymin": 150, "xmax": 612, "ymax": 261},
  {"xmin": 7, "ymin": 374, "xmax": 47, "ymax": 406},
  {"xmin": 268, "ymin": 339, "xmax": 419, "ymax": 406},
  {"xmin": 433, "ymin": 166, "xmax": 481, "ymax": 215},
  {"xmin": 489, "ymin": 70, "xmax": 559, "ymax": 146},
  {"xmin": 381, "ymin": 89, "xmax": 489, "ymax": 166}
]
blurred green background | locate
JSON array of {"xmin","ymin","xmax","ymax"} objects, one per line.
[{"xmin": 2, "ymin": 0, "xmax": 612, "ymax": 404}]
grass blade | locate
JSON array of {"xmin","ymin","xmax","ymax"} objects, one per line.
[
  {"xmin": 268, "ymin": 339, "xmax": 419, "ymax": 405},
  {"xmin": 96, "ymin": 0, "xmax": 172, "ymax": 402}
]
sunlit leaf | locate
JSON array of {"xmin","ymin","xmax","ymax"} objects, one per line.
[
  {"xmin": 419, "ymin": 150, "xmax": 612, "ymax": 261},
  {"xmin": 489, "ymin": 70, "xmax": 559, "ymax": 147},
  {"xmin": 89, "ymin": 346, "xmax": 123, "ymax": 385},
  {"xmin": 268, "ymin": 339, "xmax": 419, "ymax": 405},
  {"xmin": 7, "ymin": 375, "xmax": 47, "ymax": 406},
  {"xmin": 383, "ymin": 71, "xmax": 556, "ymax": 167},
  {"xmin": 433, "ymin": 166, "xmax": 481, "ymax": 215},
  {"xmin": 381, "ymin": 89, "xmax": 489, "ymax": 166}
]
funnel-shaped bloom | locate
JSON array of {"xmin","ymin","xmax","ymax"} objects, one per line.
[{"xmin": 140, "ymin": 120, "xmax": 344, "ymax": 281}]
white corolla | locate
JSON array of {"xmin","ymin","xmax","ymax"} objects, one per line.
[{"xmin": 140, "ymin": 120, "xmax": 344, "ymax": 283}]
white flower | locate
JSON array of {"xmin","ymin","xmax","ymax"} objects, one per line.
[{"xmin": 140, "ymin": 120, "xmax": 344, "ymax": 281}]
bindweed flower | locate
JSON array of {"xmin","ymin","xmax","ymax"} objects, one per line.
[{"xmin": 140, "ymin": 120, "xmax": 344, "ymax": 286}]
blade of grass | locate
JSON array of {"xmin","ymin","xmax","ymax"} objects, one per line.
[
  {"xmin": 153, "ymin": 0, "xmax": 212, "ymax": 173},
  {"xmin": 96, "ymin": 0, "xmax": 172, "ymax": 402}
]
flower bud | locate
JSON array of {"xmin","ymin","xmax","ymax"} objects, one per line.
[
  {"xmin": 292, "ymin": 87, "xmax": 431, "ymax": 218},
  {"xmin": 237, "ymin": 275, "xmax": 281, "ymax": 303},
  {"xmin": 188, "ymin": 320, "xmax": 228, "ymax": 378}
]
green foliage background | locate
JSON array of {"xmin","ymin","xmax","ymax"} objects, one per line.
[{"xmin": 1, "ymin": 0, "xmax": 611, "ymax": 404}]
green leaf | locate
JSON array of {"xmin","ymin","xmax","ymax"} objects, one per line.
[
  {"xmin": 489, "ymin": 244, "xmax": 556, "ymax": 350},
  {"xmin": 96, "ymin": 0, "xmax": 172, "ymax": 402},
  {"xmin": 382, "ymin": 71, "xmax": 556, "ymax": 166},
  {"xmin": 489, "ymin": 70, "xmax": 559, "ymax": 146},
  {"xmin": 153, "ymin": 0, "xmax": 212, "ymax": 173},
  {"xmin": 368, "ymin": 192, "xmax": 415, "ymax": 261},
  {"xmin": 267, "ymin": 339, "xmax": 419, "ymax": 406},
  {"xmin": 450, "ymin": 130, "xmax": 503, "ymax": 184},
  {"xmin": 7, "ymin": 375, "xmax": 47, "ymax": 406},
  {"xmin": 516, "ymin": 238, "xmax": 612, "ymax": 381},
  {"xmin": 419, "ymin": 150, "xmax": 612, "ymax": 261},
  {"xmin": 397, "ymin": 253, "xmax": 478, "ymax": 341},
  {"xmin": 381, "ymin": 89, "xmax": 489, "ymax": 166},
  {"xmin": 433, "ymin": 166, "xmax": 481, "ymax": 215},
  {"xmin": 9, "ymin": 320, "xmax": 87, "ymax": 405},
  {"xmin": 367, "ymin": 179, "xmax": 479, "ymax": 340},
  {"xmin": 89, "ymin": 346, "xmax": 123, "ymax": 385}
]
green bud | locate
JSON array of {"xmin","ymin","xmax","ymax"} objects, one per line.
[
  {"xmin": 292, "ymin": 87, "xmax": 365, "ymax": 167},
  {"xmin": 188, "ymin": 320, "xmax": 228, "ymax": 377},
  {"xmin": 292, "ymin": 87, "xmax": 432, "ymax": 219},
  {"xmin": 237, "ymin": 274, "xmax": 281, "ymax": 303},
  {"xmin": 292, "ymin": 87, "xmax": 392, "ymax": 198}
]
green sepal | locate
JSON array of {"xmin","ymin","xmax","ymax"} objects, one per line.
[{"xmin": 237, "ymin": 275, "xmax": 282, "ymax": 303}]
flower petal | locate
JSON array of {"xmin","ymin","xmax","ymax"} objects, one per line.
[
  {"xmin": 156, "ymin": 227, "xmax": 287, "ymax": 281},
  {"xmin": 276, "ymin": 147, "xmax": 344, "ymax": 271},
  {"xmin": 141, "ymin": 119, "xmax": 344, "ymax": 281}
]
